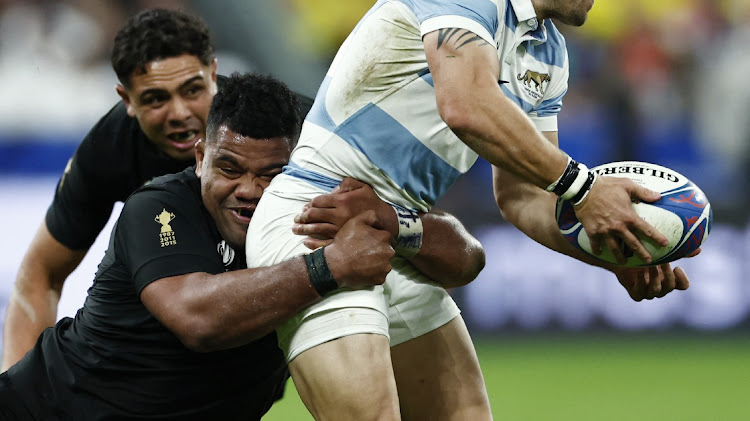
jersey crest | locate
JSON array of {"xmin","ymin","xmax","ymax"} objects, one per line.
[
  {"xmin": 517, "ymin": 69, "xmax": 551, "ymax": 97},
  {"xmin": 155, "ymin": 208, "xmax": 177, "ymax": 247}
]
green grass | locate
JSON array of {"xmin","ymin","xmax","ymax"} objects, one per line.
[{"xmin": 264, "ymin": 333, "xmax": 750, "ymax": 420}]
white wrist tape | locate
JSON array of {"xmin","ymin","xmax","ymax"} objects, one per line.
[
  {"xmin": 561, "ymin": 163, "xmax": 590, "ymax": 201},
  {"xmin": 571, "ymin": 171, "xmax": 598, "ymax": 206},
  {"xmin": 392, "ymin": 205, "xmax": 423, "ymax": 258}
]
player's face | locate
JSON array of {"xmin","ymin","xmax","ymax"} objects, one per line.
[
  {"xmin": 195, "ymin": 126, "xmax": 291, "ymax": 250},
  {"xmin": 116, "ymin": 55, "xmax": 218, "ymax": 161},
  {"xmin": 547, "ymin": 0, "xmax": 595, "ymax": 26}
]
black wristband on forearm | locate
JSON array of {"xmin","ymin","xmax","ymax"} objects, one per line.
[
  {"xmin": 304, "ymin": 247, "xmax": 339, "ymax": 297},
  {"xmin": 552, "ymin": 159, "xmax": 580, "ymax": 196}
]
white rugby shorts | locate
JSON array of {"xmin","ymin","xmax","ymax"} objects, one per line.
[{"xmin": 246, "ymin": 173, "xmax": 460, "ymax": 362}]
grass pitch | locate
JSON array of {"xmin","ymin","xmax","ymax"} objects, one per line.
[{"xmin": 264, "ymin": 332, "xmax": 750, "ymax": 420}]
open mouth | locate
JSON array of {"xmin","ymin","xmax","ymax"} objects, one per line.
[
  {"xmin": 167, "ymin": 131, "xmax": 200, "ymax": 149},
  {"xmin": 236, "ymin": 208, "xmax": 252, "ymax": 218}
]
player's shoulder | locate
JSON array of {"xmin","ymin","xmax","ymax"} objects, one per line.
[
  {"xmin": 137, "ymin": 166, "xmax": 200, "ymax": 197},
  {"xmin": 86, "ymin": 101, "xmax": 140, "ymax": 144},
  {"xmin": 121, "ymin": 167, "xmax": 201, "ymax": 217},
  {"xmin": 76, "ymin": 101, "xmax": 144, "ymax": 160},
  {"xmin": 401, "ymin": 0, "xmax": 502, "ymax": 24}
]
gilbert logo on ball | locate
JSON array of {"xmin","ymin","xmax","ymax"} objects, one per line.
[{"xmin": 555, "ymin": 161, "xmax": 712, "ymax": 267}]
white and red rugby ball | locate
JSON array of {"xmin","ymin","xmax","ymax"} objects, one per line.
[{"xmin": 555, "ymin": 161, "xmax": 712, "ymax": 267}]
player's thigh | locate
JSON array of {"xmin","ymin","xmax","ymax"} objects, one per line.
[
  {"xmin": 386, "ymin": 257, "xmax": 462, "ymax": 346},
  {"xmin": 289, "ymin": 313, "xmax": 400, "ymax": 421},
  {"xmin": 390, "ymin": 316, "xmax": 492, "ymax": 420},
  {"xmin": 246, "ymin": 174, "xmax": 320, "ymax": 268}
]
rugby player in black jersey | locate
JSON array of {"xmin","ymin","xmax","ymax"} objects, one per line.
[
  {"xmin": 0, "ymin": 8, "xmax": 316, "ymax": 370},
  {"xmin": 0, "ymin": 71, "xmax": 484, "ymax": 420}
]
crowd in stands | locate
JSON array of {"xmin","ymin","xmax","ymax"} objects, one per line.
[{"xmin": 1, "ymin": 0, "xmax": 748, "ymax": 224}]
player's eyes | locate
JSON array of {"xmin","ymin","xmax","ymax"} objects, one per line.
[
  {"xmin": 184, "ymin": 85, "xmax": 204, "ymax": 97},
  {"xmin": 142, "ymin": 95, "xmax": 168, "ymax": 106}
]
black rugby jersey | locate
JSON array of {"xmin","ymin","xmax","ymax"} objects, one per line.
[
  {"xmin": 9, "ymin": 167, "xmax": 287, "ymax": 420},
  {"xmin": 45, "ymin": 77, "xmax": 313, "ymax": 250}
]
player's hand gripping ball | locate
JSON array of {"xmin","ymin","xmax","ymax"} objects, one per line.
[{"xmin": 555, "ymin": 161, "xmax": 712, "ymax": 267}]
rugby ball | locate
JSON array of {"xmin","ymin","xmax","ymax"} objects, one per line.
[{"xmin": 555, "ymin": 161, "xmax": 712, "ymax": 267}]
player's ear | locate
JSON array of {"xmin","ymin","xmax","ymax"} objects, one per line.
[
  {"xmin": 115, "ymin": 84, "xmax": 136, "ymax": 117},
  {"xmin": 210, "ymin": 58, "xmax": 218, "ymax": 81},
  {"xmin": 208, "ymin": 58, "xmax": 218, "ymax": 94},
  {"xmin": 194, "ymin": 140, "xmax": 206, "ymax": 177}
]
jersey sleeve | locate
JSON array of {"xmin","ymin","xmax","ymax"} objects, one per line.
[
  {"xmin": 115, "ymin": 187, "xmax": 221, "ymax": 295},
  {"xmin": 45, "ymin": 121, "xmax": 118, "ymax": 250},
  {"xmin": 407, "ymin": 0, "xmax": 502, "ymax": 46}
]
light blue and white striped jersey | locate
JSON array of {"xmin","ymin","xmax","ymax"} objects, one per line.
[{"xmin": 286, "ymin": 0, "xmax": 569, "ymax": 211}]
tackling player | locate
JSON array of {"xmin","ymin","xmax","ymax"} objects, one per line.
[
  {"xmin": 0, "ymin": 72, "xmax": 485, "ymax": 420},
  {"xmin": 0, "ymin": 8, "xmax": 316, "ymax": 371}
]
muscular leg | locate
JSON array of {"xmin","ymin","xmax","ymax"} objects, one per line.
[
  {"xmin": 391, "ymin": 315, "xmax": 492, "ymax": 420},
  {"xmin": 289, "ymin": 333, "xmax": 401, "ymax": 421}
]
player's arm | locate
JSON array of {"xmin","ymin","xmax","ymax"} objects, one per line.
[
  {"xmin": 292, "ymin": 178, "xmax": 485, "ymax": 288},
  {"xmin": 2, "ymin": 126, "xmax": 121, "ymax": 370},
  {"xmin": 423, "ymin": 29, "xmax": 668, "ymax": 264},
  {"xmin": 1, "ymin": 223, "xmax": 87, "ymax": 370},
  {"xmin": 493, "ymin": 131, "xmax": 690, "ymax": 301},
  {"xmin": 140, "ymin": 212, "xmax": 393, "ymax": 352}
]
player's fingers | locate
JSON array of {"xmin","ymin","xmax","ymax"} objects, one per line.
[
  {"xmin": 293, "ymin": 222, "xmax": 338, "ymax": 239},
  {"xmin": 632, "ymin": 218, "xmax": 669, "ymax": 248},
  {"xmin": 589, "ymin": 235, "xmax": 603, "ymax": 256},
  {"xmin": 646, "ymin": 265, "xmax": 663, "ymax": 299},
  {"xmin": 686, "ymin": 247, "xmax": 702, "ymax": 258},
  {"xmin": 632, "ymin": 184, "xmax": 662, "ymax": 204},
  {"xmin": 629, "ymin": 269, "xmax": 648, "ymax": 301},
  {"xmin": 659, "ymin": 264, "xmax": 676, "ymax": 294},
  {"xmin": 295, "ymin": 206, "xmax": 342, "ymax": 225},
  {"xmin": 337, "ymin": 177, "xmax": 367, "ymax": 191},
  {"xmin": 308, "ymin": 194, "xmax": 336, "ymax": 209},
  {"xmin": 604, "ymin": 237, "xmax": 626, "ymax": 265},
  {"xmin": 619, "ymin": 230, "xmax": 653, "ymax": 264},
  {"xmin": 303, "ymin": 237, "xmax": 333, "ymax": 250},
  {"xmin": 673, "ymin": 266, "xmax": 690, "ymax": 290}
]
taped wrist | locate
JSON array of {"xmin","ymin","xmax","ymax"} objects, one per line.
[
  {"xmin": 304, "ymin": 247, "xmax": 338, "ymax": 297},
  {"xmin": 392, "ymin": 205, "xmax": 423, "ymax": 258},
  {"xmin": 547, "ymin": 158, "xmax": 597, "ymax": 206},
  {"xmin": 546, "ymin": 155, "xmax": 573, "ymax": 193},
  {"xmin": 569, "ymin": 170, "xmax": 598, "ymax": 206}
]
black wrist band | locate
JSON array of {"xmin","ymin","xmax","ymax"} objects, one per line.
[
  {"xmin": 304, "ymin": 247, "xmax": 338, "ymax": 297},
  {"xmin": 552, "ymin": 160, "xmax": 580, "ymax": 196}
]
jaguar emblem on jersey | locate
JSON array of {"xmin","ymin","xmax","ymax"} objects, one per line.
[
  {"xmin": 517, "ymin": 70, "xmax": 551, "ymax": 96},
  {"xmin": 217, "ymin": 240, "xmax": 235, "ymax": 266},
  {"xmin": 155, "ymin": 208, "xmax": 177, "ymax": 247}
]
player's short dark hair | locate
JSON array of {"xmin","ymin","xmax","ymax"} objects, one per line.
[
  {"xmin": 207, "ymin": 72, "xmax": 302, "ymax": 148},
  {"xmin": 111, "ymin": 8, "xmax": 214, "ymax": 88}
]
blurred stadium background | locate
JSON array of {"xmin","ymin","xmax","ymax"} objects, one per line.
[{"xmin": 0, "ymin": 0, "xmax": 748, "ymax": 419}]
